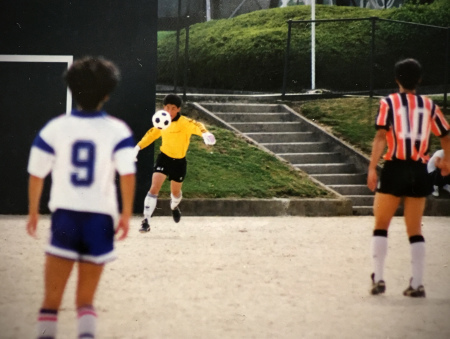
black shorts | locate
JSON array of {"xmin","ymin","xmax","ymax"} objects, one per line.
[
  {"xmin": 430, "ymin": 169, "xmax": 450, "ymax": 187},
  {"xmin": 377, "ymin": 160, "xmax": 432, "ymax": 197},
  {"xmin": 154, "ymin": 152, "xmax": 187, "ymax": 183}
]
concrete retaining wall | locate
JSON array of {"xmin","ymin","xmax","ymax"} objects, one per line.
[{"xmin": 152, "ymin": 198, "xmax": 353, "ymax": 217}]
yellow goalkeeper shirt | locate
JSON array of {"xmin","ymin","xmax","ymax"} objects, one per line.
[{"xmin": 137, "ymin": 114, "xmax": 208, "ymax": 159}]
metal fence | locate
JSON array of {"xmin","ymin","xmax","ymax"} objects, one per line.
[
  {"xmin": 162, "ymin": 16, "xmax": 449, "ymax": 107},
  {"xmin": 282, "ymin": 17, "xmax": 448, "ymax": 106}
]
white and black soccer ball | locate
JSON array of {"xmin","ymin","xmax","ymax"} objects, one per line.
[{"xmin": 152, "ymin": 110, "xmax": 171, "ymax": 130}]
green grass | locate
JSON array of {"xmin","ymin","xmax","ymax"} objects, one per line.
[
  {"xmin": 153, "ymin": 123, "xmax": 332, "ymax": 199},
  {"xmin": 289, "ymin": 97, "xmax": 379, "ymax": 155},
  {"xmin": 289, "ymin": 96, "xmax": 450, "ymax": 156}
]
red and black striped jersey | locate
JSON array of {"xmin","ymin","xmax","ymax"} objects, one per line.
[{"xmin": 375, "ymin": 93, "xmax": 449, "ymax": 163}]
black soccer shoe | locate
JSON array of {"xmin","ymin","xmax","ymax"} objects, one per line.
[
  {"xmin": 172, "ymin": 207, "xmax": 181, "ymax": 223},
  {"xmin": 139, "ymin": 218, "xmax": 150, "ymax": 233},
  {"xmin": 370, "ymin": 273, "xmax": 386, "ymax": 295},
  {"xmin": 403, "ymin": 281, "xmax": 426, "ymax": 298}
]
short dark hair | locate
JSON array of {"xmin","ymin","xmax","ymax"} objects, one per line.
[
  {"xmin": 394, "ymin": 58, "xmax": 422, "ymax": 90},
  {"xmin": 163, "ymin": 94, "xmax": 182, "ymax": 108},
  {"xmin": 64, "ymin": 56, "xmax": 120, "ymax": 110}
]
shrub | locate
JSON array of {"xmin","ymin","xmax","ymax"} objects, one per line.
[{"xmin": 157, "ymin": 3, "xmax": 448, "ymax": 93}]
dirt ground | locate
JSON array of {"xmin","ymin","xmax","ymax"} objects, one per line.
[{"xmin": 1, "ymin": 215, "xmax": 449, "ymax": 339}]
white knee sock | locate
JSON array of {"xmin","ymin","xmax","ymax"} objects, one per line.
[
  {"xmin": 410, "ymin": 236, "xmax": 425, "ymax": 289},
  {"xmin": 77, "ymin": 306, "xmax": 97, "ymax": 339},
  {"xmin": 143, "ymin": 193, "xmax": 158, "ymax": 220},
  {"xmin": 37, "ymin": 308, "xmax": 58, "ymax": 339},
  {"xmin": 372, "ymin": 230, "xmax": 388, "ymax": 282},
  {"xmin": 170, "ymin": 192, "xmax": 182, "ymax": 210}
]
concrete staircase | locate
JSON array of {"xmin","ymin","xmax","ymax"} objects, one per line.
[{"xmin": 192, "ymin": 102, "xmax": 375, "ymax": 215}]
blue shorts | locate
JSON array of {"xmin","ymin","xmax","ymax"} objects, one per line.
[{"xmin": 46, "ymin": 209, "xmax": 116, "ymax": 264}]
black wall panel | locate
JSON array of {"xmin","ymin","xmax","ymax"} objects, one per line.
[{"xmin": 0, "ymin": 1, "xmax": 158, "ymax": 214}]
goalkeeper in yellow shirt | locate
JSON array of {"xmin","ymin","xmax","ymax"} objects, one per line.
[{"xmin": 134, "ymin": 94, "xmax": 216, "ymax": 232}]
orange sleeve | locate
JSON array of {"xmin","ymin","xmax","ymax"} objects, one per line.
[
  {"xmin": 431, "ymin": 103, "xmax": 450, "ymax": 137},
  {"xmin": 375, "ymin": 98, "xmax": 390, "ymax": 130}
]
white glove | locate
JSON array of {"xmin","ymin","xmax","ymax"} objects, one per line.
[
  {"xmin": 133, "ymin": 145, "xmax": 140, "ymax": 162},
  {"xmin": 202, "ymin": 132, "xmax": 216, "ymax": 145}
]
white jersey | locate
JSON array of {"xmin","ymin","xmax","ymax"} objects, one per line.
[
  {"xmin": 27, "ymin": 109, "xmax": 136, "ymax": 221},
  {"xmin": 427, "ymin": 149, "xmax": 444, "ymax": 173}
]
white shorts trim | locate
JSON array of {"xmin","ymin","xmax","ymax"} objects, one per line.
[{"xmin": 46, "ymin": 244, "xmax": 116, "ymax": 264}]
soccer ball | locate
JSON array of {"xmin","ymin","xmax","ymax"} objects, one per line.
[{"xmin": 152, "ymin": 110, "xmax": 171, "ymax": 130}]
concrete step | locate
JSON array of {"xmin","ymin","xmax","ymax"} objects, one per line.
[
  {"xmin": 329, "ymin": 184, "xmax": 373, "ymax": 195},
  {"xmin": 294, "ymin": 163, "xmax": 356, "ymax": 175},
  {"xmin": 201, "ymin": 103, "xmax": 283, "ymax": 113},
  {"xmin": 279, "ymin": 152, "xmax": 341, "ymax": 164},
  {"xmin": 348, "ymin": 195, "xmax": 374, "ymax": 206},
  {"xmin": 354, "ymin": 204, "xmax": 405, "ymax": 216},
  {"xmin": 263, "ymin": 142, "xmax": 328, "ymax": 153},
  {"xmin": 215, "ymin": 112, "xmax": 295, "ymax": 123},
  {"xmin": 353, "ymin": 206, "xmax": 373, "ymax": 216},
  {"xmin": 352, "ymin": 199, "xmax": 404, "ymax": 216},
  {"xmin": 231, "ymin": 121, "xmax": 304, "ymax": 133},
  {"xmin": 353, "ymin": 204, "xmax": 404, "ymax": 216},
  {"xmin": 312, "ymin": 173, "xmax": 367, "ymax": 185},
  {"xmin": 245, "ymin": 132, "xmax": 316, "ymax": 143}
]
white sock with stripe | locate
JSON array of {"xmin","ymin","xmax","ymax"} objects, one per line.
[
  {"xmin": 77, "ymin": 306, "xmax": 97, "ymax": 339},
  {"xmin": 37, "ymin": 308, "xmax": 58, "ymax": 339},
  {"xmin": 170, "ymin": 192, "xmax": 182, "ymax": 210},
  {"xmin": 143, "ymin": 193, "xmax": 158, "ymax": 220}
]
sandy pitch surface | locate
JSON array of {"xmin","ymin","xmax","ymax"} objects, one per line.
[{"xmin": 1, "ymin": 215, "xmax": 450, "ymax": 339}]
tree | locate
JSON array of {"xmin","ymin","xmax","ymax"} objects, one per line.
[{"xmin": 269, "ymin": 0, "xmax": 279, "ymax": 8}]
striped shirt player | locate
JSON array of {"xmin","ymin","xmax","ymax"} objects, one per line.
[
  {"xmin": 28, "ymin": 109, "xmax": 136, "ymax": 262},
  {"xmin": 376, "ymin": 93, "xmax": 449, "ymax": 163},
  {"xmin": 367, "ymin": 58, "xmax": 450, "ymax": 300}
]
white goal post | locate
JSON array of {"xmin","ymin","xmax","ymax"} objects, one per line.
[{"xmin": 0, "ymin": 54, "xmax": 73, "ymax": 114}]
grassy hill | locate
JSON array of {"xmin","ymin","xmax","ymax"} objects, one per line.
[
  {"xmin": 157, "ymin": 1, "xmax": 449, "ymax": 93},
  {"xmin": 289, "ymin": 95, "xmax": 449, "ymax": 155},
  {"xmin": 154, "ymin": 122, "xmax": 333, "ymax": 199}
]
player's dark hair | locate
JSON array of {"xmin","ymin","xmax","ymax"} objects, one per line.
[
  {"xmin": 64, "ymin": 56, "xmax": 120, "ymax": 110},
  {"xmin": 163, "ymin": 94, "xmax": 182, "ymax": 108},
  {"xmin": 394, "ymin": 58, "xmax": 422, "ymax": 91}
]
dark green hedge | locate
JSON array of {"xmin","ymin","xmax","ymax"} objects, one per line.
[{"xmin": 157, "ymin": 0, "xmax": 449, "ymax": 93}]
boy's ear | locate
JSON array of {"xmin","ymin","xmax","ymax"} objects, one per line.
[{"xmin": 95, "ymin": 95, "xmax": 110, "ymax": 110}]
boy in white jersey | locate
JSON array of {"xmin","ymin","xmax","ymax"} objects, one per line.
[
  {"xmin": 427, "ymin": 149, "xmax": 450, "ymax": 196},
  {"xmin": 26, "ymin": 57, "xmax": 136, "ymax": 339},
  {"xmin": 134, "ymin": 94, "xmax": 216, "ymax": 232}
]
